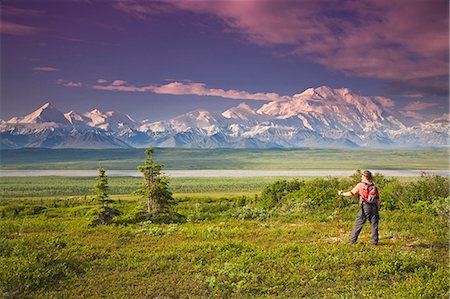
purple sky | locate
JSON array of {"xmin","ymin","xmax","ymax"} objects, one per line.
[{"xmin": 1, "ymin": 0, "xmax": 448, "ymax": 122}]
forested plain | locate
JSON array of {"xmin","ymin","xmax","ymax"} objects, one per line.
[{"xmin": 1, "ymin": 147, "xmax": 448, "ymax": 170}]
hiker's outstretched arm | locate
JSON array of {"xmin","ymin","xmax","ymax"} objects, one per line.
[
  {"xmin": 338, "ymin": 190, "xmax": 353, "ymax": 197},
  {"xmin": 338, "ymin": 183, "xmax": 361, "ymax": 197}
]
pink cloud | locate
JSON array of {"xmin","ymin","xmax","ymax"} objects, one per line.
[
  {"xmin": 373, "ymin": 96, "xmax": 395, "ymax": 108},
  {"xmin": 117, "ymin": 0, "xmax": 448, "ymax": 82},
  {"xmin": 93, "ymin": 80, "xmax": 290, "ymax": 101},
  {"xmin": 33, "ymin": 66, "xmax": 58, "ymax": 72},
  {"xmin": 56, "ymin": 79, "xmax": 82, "ymax": 87},
  {"xmin": 112, "ymin": 80, "xmax": 127, "ymax": 86},
  {"xmin": 93, "ymin": 84, "xmax": 147, "ymax": 92},
  {"xmin": 97, "ymin": 79, "xmax": 108, "ymax": 84},
  {"xmin": 0, "ymin": 21, "xmax": 39, "ymax": 35},
  {"xmin": 1, "ymin": 5, "xmax": 45, "ymax": 17},
  {"xmin": 64, "ymin": 81, "xmax": 82, "ymax": 87},
  {"xmin": 403, "ymin": 101, "xmax": 439, "ymax": 111}
]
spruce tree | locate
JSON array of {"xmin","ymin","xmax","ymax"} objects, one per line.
[
  {"xmin": 134, "ymin": 147, "xmax": 174, "ymax": 213},
  {"xmin": 93, "ymin": 167, "xmax": 111, "ymax": 207},
  {"xmin": 91, "ymin": 167, "xmax": 119, "ymax": 225}
]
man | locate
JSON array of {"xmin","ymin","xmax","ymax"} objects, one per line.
[{"xmin": 338, "ymin": 170, "xmax": 380, "ymax": 245}]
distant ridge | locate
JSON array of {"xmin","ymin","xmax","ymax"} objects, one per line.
[{"xmin": 1, "ymin": 87, "xmax": 448, "ymax": 149}]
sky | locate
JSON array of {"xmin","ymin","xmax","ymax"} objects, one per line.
[{"xmin": 1, "ymin": 0, "xmax": 448, "ymax": 122}]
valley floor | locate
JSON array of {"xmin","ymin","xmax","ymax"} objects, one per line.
[{"xmin": 1, "ymin": 147, "xmax": 448, "ymax": 170}]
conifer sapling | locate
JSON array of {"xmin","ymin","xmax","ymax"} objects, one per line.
[
  {"xmin": 134, "ymin": 147, "xmax": 174, "ymax": 213},
  {"xmin": 93, "ymin": 167, "xmax": 112, "ymax": 207}
]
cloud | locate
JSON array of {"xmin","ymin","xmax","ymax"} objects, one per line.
[
  {"xmin": 373, "ymin": 96, "xmax": 395, "ymax": 108},
  {"xmin": 97, "ymin": 79, "xmax": 108, "ymax": 84},
  {"xmin": 1, "ymin": 5, "xmax": 45, "ymax": 17},
  {"xmin": 64, "ymin": 81, "xmax": 82, "ymax": 87},
  {"xmin": 403, "ymin": 101, "xmax": 439, "ymax": 111},
  {"xmin": 114, "ymin": 0, "xmax": 448, "ymax": 94},
  {"xmin": 113, "ymin": 0, "xmax": 174, "ymax": 20},
  {"xmin": 0, "ymin": 21, "xmax": 40, "ymax": 35},
  {"xmin": 190, "ymin": 0, "xmax": 448, "ymax": 81},
  {"xmin": 56, "ymin": 79, "xmax": 82, "ymax": 87},
  {"xmin": 33, "ymin": 66, "xmax": 58, "ymax": 72},
  {"xmin": 93, "ymin": 80, "xmax": 290, "ymax": 101},
  {"xmin": 112, "ymin": 80, "xmax": 127, "ymax": 86},
  {"xmin": 385, "ymin": 76, "xmax": 449, "ymax": 97}
]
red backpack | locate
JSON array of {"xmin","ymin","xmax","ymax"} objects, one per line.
[{"xmin": 361, "ymin": 182, "xmax": 379, "ymax": 204}]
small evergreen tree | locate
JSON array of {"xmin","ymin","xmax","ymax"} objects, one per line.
[
  {"xmin": 91, "ymin": 168, "xmax": 119, "ymax": 225},
  {"xmin": 93, "ymin": 167, "xmax": 111, "ymax": 207},
  {"xmin": 134, "ymin": 147, "xmax": 174, "ymax": 213}
]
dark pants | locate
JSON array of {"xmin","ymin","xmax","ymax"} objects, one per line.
[{"xmin": 349, "ymin": 203, "xmax": 379, "ymax": 245}]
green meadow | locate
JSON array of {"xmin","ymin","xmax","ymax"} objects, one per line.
[{"xmin": 0, "ymin": 174, "xmax": 448, "ymax": 298}]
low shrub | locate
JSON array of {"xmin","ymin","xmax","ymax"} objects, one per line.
[
  {"xmin": 86, "ymin": 206, "xmax": 121, "ymax": 226},
  {"xmin": 0, "ymin": 237, "xmax": 83, "ymax": 297},
  {"xmin": 257, "ymin": 179, "xmax": 303, "ymax": 209},
  {"xmin": 0, "ymin": 205, "xmax": 47, "ymax": 218},
  {"xmin": 231, "ymin": 207, "xmax": 275, "ymax": 221},
  {"xmin": 403, "ymin": 174, "xmax": 449, "ymax": 205},
  {"xmin": 124, "ymin": 210, "xmax": 187, "ymax": 225},
  {"xmin": 282, "ymin": 177, "xmax": 340, "ymax": 211}
]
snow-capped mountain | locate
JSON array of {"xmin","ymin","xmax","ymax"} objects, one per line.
[
  {"xmin": 257, "ymin": 86, "xmax": 404, "ymax": 133},
  {"xmin": 7, "ymin": 102, "xmax": 70, "ymax": 125},
  {"xmin": 1, "ymin": 104, "xmax": 133, "ymax": 149},
  {"xmin": 83, "ymin": 109, "xmax": 137, "ymax": 131},
  {"xmin": 222, "ymin": 102, "xmax": 267, "ymax": 125},
  {"xmin": 1, "ymin": 86, "xmax": 448, "ymax": 149}
]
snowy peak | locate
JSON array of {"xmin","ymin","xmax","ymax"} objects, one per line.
[
  {"xmin": 5, "ymin": 103, "xmax": 137, "ymax": 132},
  {"xmin": 8, "ymin": 102, "xmax": 70, "ymax": 125},
  {"xmin": 64, "ymin": 110, "xmax": 90, "ymax": 127},
  {"xmin": 295, "ymin": 85, "xmax": 341, "ymax": 98},
  {"xmin": 222, "ymin": 102, "xmax": 258, "ymax": 119},
  {"xmin": 83, "ymin": 109, "xmax": 107, "ymax": 126},
  {"xmin": 140, "ymin": 109, "xmax": 225, "ymax": 134},
  {"xmin": 257, "ymin": 86, "xmax": 393, "ymax": 132},
  {"xmin": 430, "ymin": 113, "xmax": 449, "ymax": 124},
  {"xmin": 83, "ymin": 109, "xmax": 137, "ymax": 131}
]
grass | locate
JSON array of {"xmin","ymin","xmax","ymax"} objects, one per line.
[
  {"xmin": 0, "ymin": 174, "xmax": 448, "ymax": 298},
  {"xmin": 1, "ymin": 147, "xmax": 448, "ymax": 170},
  {"xmin": 0, "ymin": 194, "xmax": 448, "ymax": 298}
]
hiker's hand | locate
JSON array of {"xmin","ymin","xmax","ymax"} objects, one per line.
[{"xmin": 338, "ymin": 190, "xmax": 343, "ymax": 196}]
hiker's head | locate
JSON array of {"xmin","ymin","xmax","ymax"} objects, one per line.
[{"xmin": 361, "ymin": 170, "xmax": 373, "ymax": 181}]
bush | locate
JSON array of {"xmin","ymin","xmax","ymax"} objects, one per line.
[
  {"xmin": 285, "ymin": 177, "xmax": 340, "ymax": 211},
  {"xmin": 403, "ymin": 175, "xmax": 449, "ymax": 205},
  {"xmin": 258, "ymin": 179, "xmax": 303, "ymax": 209},
  {"xmin": 380, "ymin": 179, "xmax": 407, "ymax": 210},
  {"xmin": 125, "ymin": 210, "xmax": 187, "ymax": 224},
  {"xmin": 0, "ymin": 205, "xmax": 48, "ymax": 218},
  {"xmin": 430, "ymin": 196, "xmax": 450, "ymax": 221},
  {"xmin": 86, "ymin": 206, "xmax": 121, "ymax": 226},
  {"xmin": 231, "ymin": 207, "xmax": 275, "ymax": 221},
  {"xmin": 0, "ymin": 237, "xmax": 82, "ymax": 297}
]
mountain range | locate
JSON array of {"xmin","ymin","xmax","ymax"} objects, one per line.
[{"xmin": 1, "ymin": 86, "xmax": 448, "ymax": 149}]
